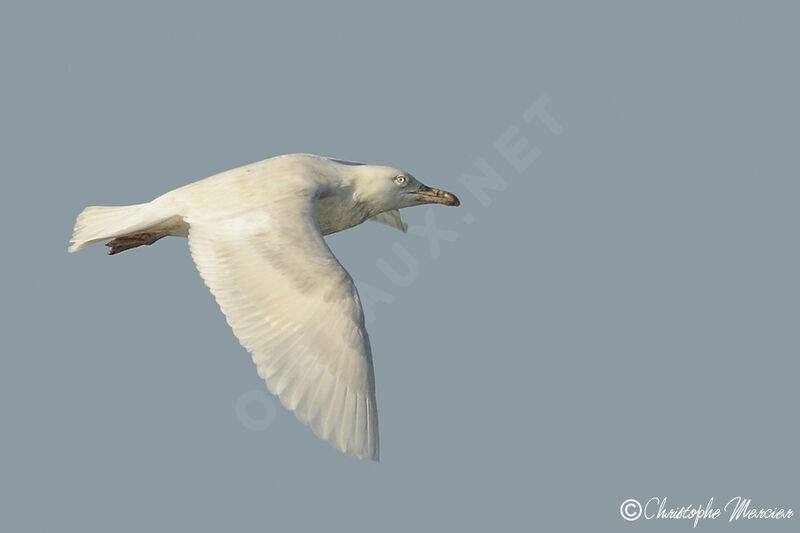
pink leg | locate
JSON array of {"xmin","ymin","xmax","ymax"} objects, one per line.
[{"xmin": 106, "ymin": 230, "xmax": 170, "ymax": 255}]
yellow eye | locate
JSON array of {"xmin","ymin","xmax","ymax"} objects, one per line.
[{"xmin": 394, "ymin": 175, "xmax": 407, "ymax": 185}]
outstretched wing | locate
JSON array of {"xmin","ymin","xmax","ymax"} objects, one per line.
[{"xmin": 185, "ymin": 184, "xmax": 379, "ymax": 460}]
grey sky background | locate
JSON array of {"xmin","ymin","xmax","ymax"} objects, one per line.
[{"xmin": 1, "ymin": 2, "xmax": 798, "ymax": 531}]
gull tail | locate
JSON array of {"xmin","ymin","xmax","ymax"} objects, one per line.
[{"xmin": 68, "ymin": 202, "xmax": 181, "ymax": 254}]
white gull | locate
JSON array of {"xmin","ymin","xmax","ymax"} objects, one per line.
[{"xmin": 69, "ymin": 153, "xmax": 460, "ymax": 461}]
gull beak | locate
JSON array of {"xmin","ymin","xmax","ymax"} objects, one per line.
[{"xmin": 415, "ymin": 185, "xmax": 461, "ymax": 207}]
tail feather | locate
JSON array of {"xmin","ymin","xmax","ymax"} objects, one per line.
[{"xmin": 69, "ymin": 203, "xmax": 169, "ymax": 253}]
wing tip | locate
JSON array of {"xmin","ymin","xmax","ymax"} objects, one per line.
[
  {"xmin": 343, "ymin": 442, "xmax": 380, "ymax": 462},
  {"xmin": 269, "ymin": 382, "xmax": 380, "ymax": 462}
]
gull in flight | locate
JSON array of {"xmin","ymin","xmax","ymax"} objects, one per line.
[{"xmin": 69, "ymin": 154, "xmax": 460, "ymax": 461}]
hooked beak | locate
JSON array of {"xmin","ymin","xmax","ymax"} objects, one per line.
[{"xmin": 414, "ymin": 184, "xmax": 461, "ymax": 207}]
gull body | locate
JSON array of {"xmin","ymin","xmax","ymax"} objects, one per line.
[{"xmin": 69, "ymin": 153, "xmax": 459, "ymax": 461}]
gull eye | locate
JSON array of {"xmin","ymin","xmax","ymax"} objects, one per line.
[{"xmin": 394, "ymin": 175, "xmax": 407, "ymax": 185}]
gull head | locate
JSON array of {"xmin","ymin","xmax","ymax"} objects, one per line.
[{"xmin": 351, "ymin": 164, "xmax": 461, "ymax": 212}]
